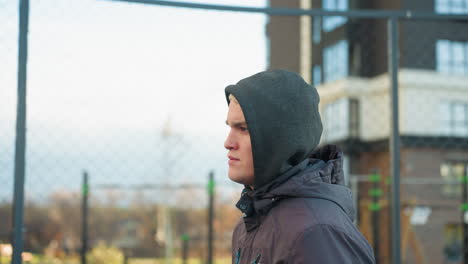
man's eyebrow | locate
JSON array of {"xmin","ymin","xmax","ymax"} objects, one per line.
[{"xmin": 225, "ymin": 120, "xmax": 248, "ymax": 127}]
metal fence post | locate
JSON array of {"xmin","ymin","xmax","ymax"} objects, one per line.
[
  {"xmin": 388, "ymin": 17, "xmax": 402, "ymax": 264},
  {"xmin": 369, "ymin": 173, "xmax": 382, "ymax": 263},
  {"xmin": 181, "ymin": 234, "xmax": 189, "ymax": 264},
  {"xmin": 462, "ymin": 174, "xmax": 468, "ymax": 264},
  {"xmin": 12, "ymin": 0, "xmax": 30, "ymax": 263},
  {"xmin": 81, "ymin": 171, "xmax": 89, "ymax": 264},
  {"xmin": 207, "ymin": 171, "xmax": 215, "ymax": 264},
  {"xmin": 350, "ymin": 176, "xmax": 359, "ymax": 226}
]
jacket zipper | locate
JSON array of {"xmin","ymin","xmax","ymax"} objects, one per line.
[{"xmin": 235, "ymin": 248, "xmax": 241, "ymax": 264}]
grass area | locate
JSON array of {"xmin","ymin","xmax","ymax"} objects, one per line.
[
  {"xmin": 1, "ymin": 255, "xmax": 79, "ymax": 264},
  {"xmin": 130, "ymin": 258, "xmax": 231, "ymax": 264},
  {"xmin": 0, "ymin": 256, "xmax": 231, "ymax": 264}
]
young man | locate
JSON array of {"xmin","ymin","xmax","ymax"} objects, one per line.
[{"xmin": 224, "ymin": 70, "xmax": 375, "ymax": 263}]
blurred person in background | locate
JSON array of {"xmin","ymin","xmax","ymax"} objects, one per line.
[{"xmin": 224, "ymin": 69, "xmax": 375, "ymax": 263}]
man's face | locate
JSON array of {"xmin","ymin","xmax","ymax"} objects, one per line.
[{"xmin": 224, "ymin": 102, "xmax": 254, "ymax": 187}]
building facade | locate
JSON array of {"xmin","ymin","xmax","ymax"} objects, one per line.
[{"xmin": 267, "ymin": 0, "xmax": 468, "ymax": 263}]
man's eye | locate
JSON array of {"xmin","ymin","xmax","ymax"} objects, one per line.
[{"xmin": 240, "ymin": 127, "xmax": 248, "ymax": 132}]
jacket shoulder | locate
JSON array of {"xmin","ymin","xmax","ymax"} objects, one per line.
[
  {"xmin": 270, "ymin": 198, "xmax": 375, "ymax": 263},
  {"xmin": 271, "ymin": 196, "xmax": 348, "ymax": 230},
  {"xmin": 250, "ymin": 197, "xmax": 335, "ymax": 249},
  {"xmin": 288, "ymin": 224, "xmax": 376, "ymax": 263}
]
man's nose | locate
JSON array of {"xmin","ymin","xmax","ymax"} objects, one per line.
[{"xmin": 224, "ymin": 131, "xmax": 238, "ymax": 150}]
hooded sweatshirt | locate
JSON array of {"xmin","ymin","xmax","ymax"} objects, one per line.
[
  {"xmin": 225, "ymin": 70, "xmax": 322, "ymax": 189},
  {"xmin": 225, "ymin": 70, "xmax": 375, "ymax": 263}
]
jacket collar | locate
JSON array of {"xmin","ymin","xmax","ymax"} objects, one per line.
[
  {"xmin": 236, "ymin": 159, "xmax": 309, "ymax": 231},
  {"xmin": 235, "ymin": 145, "xmax": 347, "ymax": 232}
]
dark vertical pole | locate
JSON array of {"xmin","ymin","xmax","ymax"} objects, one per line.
[
  {"xmin": 81, "ymin": 172, "xmax": 89, "ymax": 264},
  {"xmin": 207, "ymin": 171, "xmax": 215, "ymax": 264},
  {"xmin": 181, "ymin": 234, "xmax": 189, "ymax": 264},
  {"xmin": 462, "ymin": 174, "xmax": 468, "ymax": 264},
  {"xmin": 350, "ymin": 177, "xmax": 359, "ymax": 226},
  {"xmin": 12, "ymin": 0, "xmax": 30, "ymax": 263},
  {"xmin": 369, "ymin": 173, "xmax": 381, "ymax": 264},
  {"xmin": 388, "ymin": 17, "xmax": 401, "ymax": 264}
]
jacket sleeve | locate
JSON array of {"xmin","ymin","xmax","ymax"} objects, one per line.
[{"xmin": 288, "ymin": 224, "xmax": 376, "ymax": 264}]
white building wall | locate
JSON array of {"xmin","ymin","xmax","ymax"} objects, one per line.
[
  {"xmin": 318, "ymin": 69, "xmax": 468, "ymax": 144},
  {"xmin": 300, "ymin": 0, "xmax": 312, "ymax": 83},
  {"xmin": 401, "ymin": 70, "xmax": 468, "ymax": 136},
  {"xmin": 358, "ymin": 91, "xmax": 390, "ymax": 141}
]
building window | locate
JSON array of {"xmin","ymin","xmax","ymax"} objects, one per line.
[
  {"xmin": 313, "ymin": 65, "xmax": 322, "ymax": 86},
  {"xmin": 440, "ymin": 162, "xmax": 467, "ymax": 197},
  {"xmin": 323, "ymin": 0, "xmax": 348, "ymax": 32},
  {"xmin": 439, "ymin": 101, "xmax": 468, "ymax": 136},
  {"xmin": 437, "ymin": 40, "xmax": 468, "ymax": 75},
  {"xmin": 343, "ymin": 154, "xmax": 350, "ymax": 185},
  {"xmin": 349, "ymin": 99, "xmax": 359, "ymax": 138},
  {"xmin": 436, "ymin": 0, "xmax": 468, "ymax": 14},
  {"xmin": 322, "ymin": 98, "xmax": 359, "ymax": 143},
  {"xmin": 313, "ymin": 17, "xmax": 322, "ymax": 44},
  {"xmin": 323, "ymin": 98, "xmax": 349, "ymax": 142},
  {"xmin": 323, "ymin": 40, "xmax": 349, "ymax": 82}
]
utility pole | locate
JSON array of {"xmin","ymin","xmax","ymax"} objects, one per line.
[
  {"xmin": 11, "ymin": 0, "xmax": 30, "ymax": 263},
  {"xmin": 207, "ymin": 171, "xmax": 215, "ymax": 264},
  {"xmin": 162, "ymin": 206, "xmax": 173, "ymax": 264},
  {"xmin": 369, "ymin": 173, "xmax": 382, "ymax": 263},
  {"xmin": 388, "ymin": 17, "xmax": 401, "ymax": 264},
  {"xmin": 181, "ymin": 234, "xmax": 189, "ymax": 264},
  {"xmin": 81, "ymin": 171, "xmax": 89, "ymax": 264},
  {"xmin": 462, "ymin": 173, "xmax": 468, "ymax": 264}
]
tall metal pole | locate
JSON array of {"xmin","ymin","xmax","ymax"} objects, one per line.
[
  {"xmin": 462, "ymin": 174, "xmax": 468, "ymax": 264},
  {"xmin": 164, "ymin": 207, "xmax": 173, "ymax": 264},
  {"xmin": 181, "ymin": 234, "xmax": 189, "ymax": 264},
  {"xmin": 369, "ymin": 173, "xmax": 382, "ymax": 263},
  {"xmin": 388, "ymin": 17, "xmax": 401, "ymax": 264},
  {"xmin": 81, "ymin": 172, "xmax": 89, "ymax": 264},
  {"xmin": 207, "ymin": 171, "xmax": 215, "ymax": 264},
  {"xmin": 12, "ymin": 0, "xmax": 30, "ymax": 263}
]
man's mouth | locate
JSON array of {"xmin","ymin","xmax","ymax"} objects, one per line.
[{"xmin": 228, "ymin": 155, "xmax": 240, "ymax": 164}]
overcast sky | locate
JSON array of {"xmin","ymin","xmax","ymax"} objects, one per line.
[{"xmin": 0, "ymin": 0, "xmax": 267, "ymax": 203}]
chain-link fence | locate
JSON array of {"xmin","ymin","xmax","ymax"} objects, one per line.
[
  {"xmin": 267, "ymin": 1, "xmax": 468, "ymax": 263},
  {"xmin": 1, "ymin": 0, "xmax": 267, "ymax": 263},
  {"xmin": 1, "ymin": 0, "xmax": 468, "ymax": 264},
  {"xmin": 393, "ymin": 17, "xmax": 467, "ymax": 264},
  {"xmin": 312, "ymin": 14, "xmax": 467, "ymax": 264},
  {"xmin": 309, "ymin": 9, "xmax": 467, "ymax": 264}
]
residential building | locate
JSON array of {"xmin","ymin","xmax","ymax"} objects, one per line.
[{"xmin": 267, "ymin": 0, "xmax": 468, "ymax": 263}]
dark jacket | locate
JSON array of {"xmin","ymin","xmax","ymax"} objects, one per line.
[
  {"xmin": 231, "ymin": 145, "xmax": 375, "ymax": 263},
  {"xmin": 225, "ymin": 70, "xmax": 374, "ymax": 263}
]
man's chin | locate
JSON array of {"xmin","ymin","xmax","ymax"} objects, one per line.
[
  {"xmin": 228, "ymin": 174, "xmax": 244, "ymax": 185},
  {"xmin": 228, "ymin": 174, "xmax": 254, "ymax": 188}
]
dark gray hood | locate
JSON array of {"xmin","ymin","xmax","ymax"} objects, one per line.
[{"xmin": 225, "ymin": 69, "xmax": 323, "ymax": 189}]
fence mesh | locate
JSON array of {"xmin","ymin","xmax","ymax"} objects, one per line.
[
  {"xmin": 310, "ymin": 13, "xmax": 467, "ymax": 264},
  {"xmin": 0, "ymin": 0, "xmax": 269, "ymax": 262},
  {"xmin": 0, "ymin": 0, "xmax": 18, "ymax": 250},
  {"xmin": 2, "ymin": 1, "xmax": 468, "ymax": 264}
]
